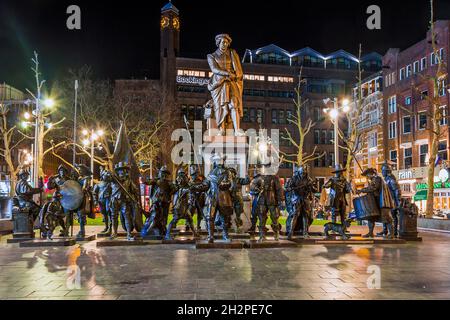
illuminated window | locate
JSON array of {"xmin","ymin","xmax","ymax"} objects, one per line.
[
  {"xmin": 244, "ymin": 74, "xmax": 265, "ymax": 81},
  {"xmin": 267, "ymin": 76, "xmax": 294, "ymax": 83},
  {"xmin": 177, "ymin": 69, "xmax": 207, "ymax": 77}
]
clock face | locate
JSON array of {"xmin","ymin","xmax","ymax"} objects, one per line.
[
  {"xmin": 439, "ymin": 169, "xmax": 449, "ymax": 182},
  {"xmin": 161, "ymin": 16, "xmax": 170, "ymax": 29},
  {"xmin": 172, "ymin": 17, "xmax": 180, "ymax": 30}
]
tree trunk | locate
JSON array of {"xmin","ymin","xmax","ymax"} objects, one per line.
[{"xmin": 426, "ymin": 109, "xmax": 439, "ymax": 218}]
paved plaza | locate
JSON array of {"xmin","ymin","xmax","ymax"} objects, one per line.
[{"xmin": 0, "ymin": 226, "xmax": 450, "ymax": 300}]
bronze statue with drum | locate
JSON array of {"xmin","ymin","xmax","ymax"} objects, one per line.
[{"xmin": 355, "ymin": 168, "xmax": 395, "ymax": 239}]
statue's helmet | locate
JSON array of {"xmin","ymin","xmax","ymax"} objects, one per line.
[
  {"xmin": 158, "ymin": 165, "xmax": 170, "ymax": 179},
  {"xmin": 211, "ymin": 153, "xmax": 226, "ymax": 166},
  {"xmin": 114, "ymin": 162, "xmax": 130, "ymax": 172},
  {"xmin": 294, "ymin": 165, "xmax": 305, "ymax": 176},
  {"xmin": 189, "ymin": 165, "xmax": 199, "ymax": 176}
]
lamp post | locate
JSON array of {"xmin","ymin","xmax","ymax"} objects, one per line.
[
  {"xmin": 82, "ymin": 128, "xmax": 104, "ymax": 186},
  {"xmin": 323, "ymin": 97, "xmax": 350, "ymax": 167},
  {"xmin": 21, "ymin": 97, "xmax": 55, "ymax": 189}
]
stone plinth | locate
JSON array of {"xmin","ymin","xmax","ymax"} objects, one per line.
[
  {"xmin": 196, "ymin": 240, "xmax": 244, "ymax": 249},
  {"xmin": 162, "ymin": 237, "xmax": 196, "ymax": 244},
  {"xmin": 243, "ymin": 239, "xmax": 297, "ymax": 249},
  {"xmin": 96, "ymin": 239, "xmax": 145, "ymax": 247},
  {"xmin": 20, "ymin": 238, "xmax": 76, "ymax": 247}
]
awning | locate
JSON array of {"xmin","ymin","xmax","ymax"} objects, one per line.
[{"xmin": 414, "ymin": 190, "xmax": 427, "ymax": 201}]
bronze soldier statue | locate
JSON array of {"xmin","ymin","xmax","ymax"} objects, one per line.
[
  {"xmin": 249, "ymin": 167, "xmax": 284, "ymax": 241},
  {"xmin": 45, "ymin": 165, "xmax": 73, "ymax": 237},
  {"xmin": 228, "ymin": 167, "xmax": 250, "ymax": 232},
  {"xmin": 323, "ymin": 164, "xmax": 352, "ymax": 225},
  {"xmin": 285, "ymin": 165, "xmax": 317, "ymax": 238},
  {"xmin": 192, "ymin": 154, "xmax": 233, "ymax": 243},
  {"xmin": 93, "ymin": 167, "xmax": 112, "ymax": 234},
  {"xmin": 165, "ymin": 168, "xmax": 198, "ymax": 240},
  {"xmin": 141, "ymin": 165, "xmax": 176, "ymax": 238},
  {"xmin": 356, "ymin": 168, "xmax": 395, "ymax": 239},
  {"xmin": 248, "ymin": 169, "xmax": 262, "ymax": 233},
  {"xmin": 109, "ymin": 162, "xmax": 140, "ymax": 241},
  {"xmin": 73, "ymin": 164, "xmax": 93, "ymax": 238},
  {"xmin": 187, "ymin": 165, "xmax": 206, "ymax": 232},
  {"xmin": 380, "ymin": 162, "xmax": 401, "ymax": 237},
  {"xmin": 13, "ymin": 168, "xmax": 42, "ymax": 222}
]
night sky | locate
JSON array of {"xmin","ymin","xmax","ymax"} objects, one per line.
[{"xmin": 1, "ymin": 0, "xmax": 450, "ymax": 89}]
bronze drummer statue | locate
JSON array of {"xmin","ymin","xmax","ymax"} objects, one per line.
[
  {"xmin": 356, "ymin": 168, "xmax": 395, "ymax": 239},
  {"xmin": 207, "ymin": 34, "xmax": 244, "ymax": 136}
]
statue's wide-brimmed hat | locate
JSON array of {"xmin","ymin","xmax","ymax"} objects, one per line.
[
  {"xmin": 176, "ymin": 167, "xmax": 186, "ymax": 176},
  {"xmin": 17, "ymin": 168, "xmax": 30, "ymax": 177},
  {"xmin": 57, "ymin": 164, "xmax": 69, "ymax": 173},
  {"xmin": 114, "ymin": 162, "xmax": 130, "ymax": 171},
  {"xmin": 362, "ymin": 168, "xmax": 378, "ymax": 176},
  {"xmin": 215, "ymin": 34, "xmax": 232, "ymax": 44},
  {"xmin": 331, "ymin": 164, "xmax": 346, "ymax": 173},
  {"xmin": 76, "ymin": 163, "xmax": 92, "ymax": 176},
  {"xmin": 381, "ymin": 161, "xmax": 393, "ymax": 172}
]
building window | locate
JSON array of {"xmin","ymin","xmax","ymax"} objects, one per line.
[
  {"xmin": 420, "ymin": 144, "xmax": 429, "ymax": 167},
  {"xmin": 257, "ymin": 108, "xmax": 264, "ymax": 124},
  {"xmin": 438, "ymin": 140, "xmax": 448, "ymax": 160},
  {"xmin": 405, "ymin": 96, "xmax": 412, "ymax": 105},
  {"xmin": 406, "ymin": 65, "xmax": 412, "ymax": 77},
  {"xmin": 400, "ymin": 68, "xmax": 405, "ymax": 80},
  {"xmin": 327, "ymin": 152, "xmax": 335, "ymax": 167},
  {"xmin": 368, "ymin": 131, "xmax": 377, "ymax": 149},
  {"xmin": 439, "ymin": 79, "xmax": 447, "ymax": 96},
  {"xmin": 177, "ymin": 69, "xmax": 206, "ymax": 77},
  {"xmin": 314, "ymin": 129, "xmax": 320, "ymax": 144},
  {"xmin": 440, "ymin": 48, "xmax": 445, "ymax": 61},
  {"xmin": 388, "ymin": 121, "xmax": 397, "ymax": 139},
  {"xmin": 421, "ymin": 57, "xmax": 427, "ymax": 71},
  {"xmin": 440, "ymin": 106, "xmax": 448, "ymax": 125},
  {"xmin": 390, "ymin": 150, "xmax": 398, "ymax": 170},
  {"xmin": 313, "ymin": 107, "xmax": 322, "ymax": 122},
  {"xmin": 327, "ymin": 130, "xmax": 334, "ymax": 145},
  {"xmin": 421, "ymin": 90, "xmax": 428, "ymax": 100},
  {"xmin": 249, "ymin": 108, "xmax": 256, "ymax": 123},
  {"xmin": 418, "ymin": 112, "xmax": 427, "ymax": 130},
  {"xmin": 278, "ymin": 110, "xmax": 285, "ymax": 124},
  {"xmin": 403, "ymin": 116, "xmax": 411, "ymax": 134},
  {"xmin": 413, "ymin": 61, "xmax": 419, "ymax": 73},
  {"xmin": 243, "ymin": 74, "xmax": 265, "ymax": 81},
  {"xmin": 271, "ymin": 110, "xmax": 278, "ymax": 124},
  {"xmin": 404, "ymin": 147, "xmax": 413, "ymax": 168},
  {"xmin": 388, "ymin": 96, "xmax": 397, "ymax": 114},
  {"xmin": 243, "ymin": 108, "xmax": 249, "ymax": 122},
  {"xmin": 267, "ymin": 76, "xmax": 294, "ymax": 83},
  {"xmin": 321, "ymin": 130, "xmax": 327, "ymax": 145},
  {"xmin": 314, "ymin": 153, "xmax": 324, "ymax": 167}
]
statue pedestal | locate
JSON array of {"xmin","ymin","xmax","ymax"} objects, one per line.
[
  {"xmin": 399, "ymin": 209, "xmax": 422, "ymax": 241},
  {"xmin": 20, "ymin": 238, "xmax": 76, "ymax": 247},
  {"xmin": 202, "ymin": 135, "xmax": 248, "ymax": 178},
  {"xmin": 8, "ymin": 208, "xmax": 35, "ymax": 243}
]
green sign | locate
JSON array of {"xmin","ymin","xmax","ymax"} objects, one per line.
[{"xmin": 416, "ymin": 182, "xmax": 450, "ymax": 190}]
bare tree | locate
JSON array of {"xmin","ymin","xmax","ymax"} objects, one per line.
[{"xmin": 281, "ymin": 69, "xmax": 325, "ymax": 166}]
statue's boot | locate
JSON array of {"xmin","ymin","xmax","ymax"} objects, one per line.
[
  {"xmin": 110, "ymin": 218, "xmax": 119, "ymax": 240},
  {"xmin": 273, "ymin": 231, "xmax": 279, "ymax": 241},
  {"xmin": 101, "ymin": 218, "xmax": 109, "ymax": 233},
  {"xmin": 207, "ymin": 220, "xmax": 215, "ymax": 243},
  {"xmin": 376, "ymin": 223, "xmax": 388, "ymax": 237},
  {"xmin": 222, "ymin": 225, "xmax": 231, "ymax": 243},
  {"xmin": 362, "ymin": 221, "xmax": 375, "ymax": 238},
  {"xmin": 258, "ymin": 226, "xmax": 267, "ymax": 243},
  {"xmin": 385, "ymin": 223, "xmax": 395, "ymax": 240},
  {"xmin": 302, "ymin": 216, "xmax": 309, "ymax": 238}
]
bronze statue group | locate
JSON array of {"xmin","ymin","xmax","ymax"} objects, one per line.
[{"xmin": 12, "ymin": 154, "xmax": 415, "ymax": 243}]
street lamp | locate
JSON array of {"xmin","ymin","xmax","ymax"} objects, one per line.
[
  {"xmin": 81, "ymin": 128, "xmax": 104, "ymax": 185},
  {"xmin": 20, "ymin": 97, "xmax": 56, "ymax": 189},
  {"xmin": 323, "ymin": 97, "xmax": 350, "ymax": 167}
]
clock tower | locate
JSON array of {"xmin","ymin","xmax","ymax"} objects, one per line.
[{"xmin": 160, "ymin": 1, "xmax": 180, "ymax": 105}]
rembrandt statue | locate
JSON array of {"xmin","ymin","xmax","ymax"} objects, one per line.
[{"xmin": 207, "ymin": 34, "xmax": 244, "ymax": 136}]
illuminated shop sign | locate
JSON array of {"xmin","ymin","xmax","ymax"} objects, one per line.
[
  {"xmin": 176, "ymin": 75, "xmax": 209, "ymax": 86},
  {"xmin": 416, "ymin": 182, "xmax": 450, "ymax": 190}
]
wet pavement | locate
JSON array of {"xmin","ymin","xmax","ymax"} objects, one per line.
[{"xmin": 1, "ymin": 226, "xmax": 450, "ymax": 300}]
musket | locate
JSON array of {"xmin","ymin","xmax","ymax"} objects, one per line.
[{"xmin": 110, "ymin": 173, "xmax": 143, "ymax": 211}]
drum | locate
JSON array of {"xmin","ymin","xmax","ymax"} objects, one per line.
[{"xmin": 353, "ymin": 194, "xmax": 380, "ymax": 220}]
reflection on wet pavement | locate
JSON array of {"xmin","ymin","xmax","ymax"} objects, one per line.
[{"xmin": 1, "ymin": 226, "xmax": 450, "ymax": 300}]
